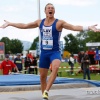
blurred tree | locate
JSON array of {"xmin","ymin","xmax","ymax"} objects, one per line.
[
  {"xmin": 10, "ymin": 39, "xmax": 23, "ymax": 54},
  {"xmin": 30, "ymin": 36, "xmax": 39, "ymax": 50},
  {"xmin": 64, "ymin": 33, "xmax": 79, "ymax": 54},
  {"xmin": 87, "ymin": 31, "xmax": 100, "ymax": 42},
  {"xmin": 76, "ymin": 31, "xmax": 88, "ymax": 51},
  {"xmin": 76, "ymin": 31, "xmax": 100, "ymax": 51}
]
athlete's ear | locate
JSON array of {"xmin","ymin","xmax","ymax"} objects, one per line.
[{"xmin": 44, "ymin": 10, "xmax": 46, "ymax": 14}]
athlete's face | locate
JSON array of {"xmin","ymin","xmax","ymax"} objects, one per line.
[{"xmin": 45, "ymin": 4, "xmax": 55, "ymax": 18}]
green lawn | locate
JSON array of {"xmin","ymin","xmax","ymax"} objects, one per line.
[
  {"xmin": 57, "ymin": 62, "xmax": 100, "ymax": 81},
  {"xmin": 0, "ymin": 70, "xmax": 2, "ymax": 75}
]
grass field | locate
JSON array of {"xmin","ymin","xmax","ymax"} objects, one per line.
[
  {"xmin": 58, "ymin": 62, "xmax": 100, "ymax": 81},
  {"xmin": 0, "ymin": 62, "xmax": 100, "ymax": 81}
]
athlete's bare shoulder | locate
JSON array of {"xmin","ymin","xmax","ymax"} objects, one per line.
[
  {"xmin": 57, "ymin": 20, "xmax": 66, "ymax": 25},
  {"xmin": 57, "ymin": 19, "xmax": 75, "ymax": 30},
  {"xmin": 32, "ymin": 19, "xmax": 42, "ymax": 27},
  {"xmin": 56, "ymin": 19, "xmax": 65, "ymax": 31},
  {"xmin": 37, "ymin": 19, "xmax": 42, "ymax": 26}
]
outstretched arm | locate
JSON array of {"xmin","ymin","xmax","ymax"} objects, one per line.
[
  {"xmin": 61, "ymin": 20, "xmax": 100, "ymax": 32},
  {"xmin": 0, "ymin": 20, "xmax": 41, "ymax": 29}
]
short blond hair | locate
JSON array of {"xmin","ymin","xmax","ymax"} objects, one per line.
[{"xmin": 45, "ymin": 3, "xmax": 54, "ymax": 10}]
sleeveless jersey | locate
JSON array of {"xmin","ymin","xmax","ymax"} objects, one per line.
[{"xmin": 39, "ymin": 19, "xmax": 61, "ymax": 52}]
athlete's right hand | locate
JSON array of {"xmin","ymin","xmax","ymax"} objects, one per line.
[{"xmin": 0, "ymin": 20, "xmax": 10, "ymax": 28}]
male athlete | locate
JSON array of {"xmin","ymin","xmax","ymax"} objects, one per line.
[{"xmin": 0, "ymin": 3, "xmax": 100, "ymax": 100}]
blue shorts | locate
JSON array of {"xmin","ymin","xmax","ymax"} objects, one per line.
[{"xmin": 39, "ymin": 51, "xmax": 61, "ymax": 69}]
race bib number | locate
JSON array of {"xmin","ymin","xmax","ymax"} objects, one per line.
[{"xmin": 42, "ymin": 37, "xmax": 53, "ymax": 50}]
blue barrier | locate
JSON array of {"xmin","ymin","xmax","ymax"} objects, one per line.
[{"xmin": 0, "ymin": 74, "xmax": 100, "ymax": 86}]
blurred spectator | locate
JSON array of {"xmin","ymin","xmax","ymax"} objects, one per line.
[
  {"xmin": 69, "ymin": 54, "xmax": 75, "ymax": 75},
  {"xmin": 29, "ymin": 53, "xmax": 37, "ymax": 74},
  {"xmin": 78, "ymin": 51, "xmax": 85, "ymax": 70},
  {"xmin": 29, "ymin": 57, "xmax": 38, "ymax": 74},
  {"xmin": 28, "ymin": 52, "xmax": 34, "ymax": 60},
  {"xmin": 14, "ymin": 53, "xmax": 23, "ymax": 72},
  {"xmin": 75, "ymin": 51, "xmax": 85, "ymax": 75},
  {"xmin": 24, "ymin": 53, "xmax": 31, "ymax": 74},
  {"xmin": 81, "ymin": 54, "xmax": 91, "ymax": 80},
  {"xmin": 0, "ymin": 54, "xmax": 19, "ymax": 75}
]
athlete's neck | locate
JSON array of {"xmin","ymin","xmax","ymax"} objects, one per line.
[{"xmin": 45, "ymin": 17, "xmax": 55, "ymax": 23}]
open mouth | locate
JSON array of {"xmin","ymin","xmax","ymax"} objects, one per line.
[{"xmin": 49, "ymin": 12, "xmax": 52, "ymax": 14}]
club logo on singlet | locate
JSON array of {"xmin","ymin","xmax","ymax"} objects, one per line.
[{"xmin": 42, "ymin": 26, "xmax": 53, "ymax": 50}]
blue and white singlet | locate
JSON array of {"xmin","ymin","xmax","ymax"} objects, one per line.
[{"xmin": 39, "ymin": 18, "xmax": 62, "ymax": 52}]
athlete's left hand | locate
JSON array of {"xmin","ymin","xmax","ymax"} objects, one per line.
[{"xmin": 88, "ymin": 24, "xmax": 100, "ymax": 32}]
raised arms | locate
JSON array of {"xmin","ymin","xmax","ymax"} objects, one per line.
[
  {"xmin": 0, "ymin": 20, "xmax": 41, "ymax": 29},
  {"xmin": 1, "ymin": 19, "xmax": 100, "ymax": 32},
  {"xmin": 60, "ymin": 20, "xmax": 100, "ymax": 32}
]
